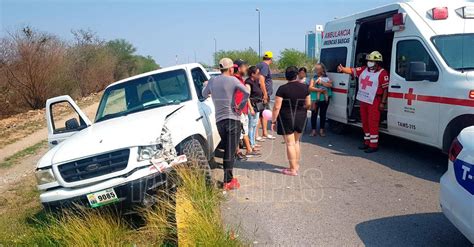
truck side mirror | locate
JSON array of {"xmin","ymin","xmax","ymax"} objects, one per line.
[
  {"xmin": 406, "ymin": 61, "xmax": 439, "ymax": 82},
  {"xmin": 65, "ymin": 118, "xmax": 80, "ymax": 130}
]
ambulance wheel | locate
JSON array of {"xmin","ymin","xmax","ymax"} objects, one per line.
[{"xmin": 328, "ymin": 119, "xmax": 347, "ymax": 135}]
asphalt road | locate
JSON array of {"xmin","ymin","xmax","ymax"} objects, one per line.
[{"xmin": 219, "ymin": 80, "xmax": 471, "ymax": 246}]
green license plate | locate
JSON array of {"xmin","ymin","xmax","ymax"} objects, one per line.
[{"xmin": 87, "ymin": 188, "xmax": 119, "ymax": 208}]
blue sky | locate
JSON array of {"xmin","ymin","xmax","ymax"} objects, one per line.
[{"xmin": 1, "ymin": 0, "xmax": 395, "ymax": 66}]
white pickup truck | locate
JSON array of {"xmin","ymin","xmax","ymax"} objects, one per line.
[{"xmin": 35, "ymin": 63, "xmax": 220, "ymax": 209}]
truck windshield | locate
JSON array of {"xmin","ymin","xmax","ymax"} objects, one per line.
[
  {"xmin": 95, "ymin": 69, "xmax": 190, "ymax": 123},
  {"xmin": 432, "ymin": 34, "xmax": 474, "ymax": 71}
]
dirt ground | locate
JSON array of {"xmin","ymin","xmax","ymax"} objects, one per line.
[{"xmin": 0, "ymin": 93, "xmax": 102, "ymax": 150}]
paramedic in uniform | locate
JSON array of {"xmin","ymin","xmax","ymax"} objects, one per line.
[{"xmin": 337, "ymin": 51, "xmax": 389, "ymax": 153}]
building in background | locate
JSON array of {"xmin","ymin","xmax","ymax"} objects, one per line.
[{"xmin": 305, "ymin": 25, "xmax": 324, "ymax": 60}]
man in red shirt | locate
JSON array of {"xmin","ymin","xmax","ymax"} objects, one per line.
[
  {"xmin": 233, "ymin": 59, "xmax": 260, "ymax": 158},
  {"xmin": 338, "ymin": 51, "xmax": 389, "ymax": 153}
]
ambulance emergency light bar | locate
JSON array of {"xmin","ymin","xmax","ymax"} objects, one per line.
[{"xmin": 456, "ymin": 6, "xmax": 474, "ymax": 19}]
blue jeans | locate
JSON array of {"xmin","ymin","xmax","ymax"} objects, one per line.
[{"xmin": 248, "ymin": 112, "xmax": 260, "ymax": 147}]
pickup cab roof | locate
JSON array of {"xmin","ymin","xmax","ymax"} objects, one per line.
[{"xmin": 107, "ymin": 63, "xmax": 205, "ymax": 88}]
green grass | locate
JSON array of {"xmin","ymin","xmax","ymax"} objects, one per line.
[
  {"xmin": 0, "ymin": 164, "xmax": 243, "ymax": 246},
  {"xmin": 173, "ymin": 167, "xmax": 240, "ymax": 246},
  {"xmin": 0, "ymin": 140, "xmax": 48, "ymax": 168},
  {"xmin": 0, "ymin": 178, "xmax": 46, "ymax": 246}
]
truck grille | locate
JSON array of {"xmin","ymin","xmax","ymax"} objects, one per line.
[{"xmin": 58, "ymin": 149, "xmax": 130, "ymax": 183}]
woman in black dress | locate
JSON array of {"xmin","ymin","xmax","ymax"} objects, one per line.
[{"xmin": 271, "ymin": 66, "xmax": 311, "ymax": 176}]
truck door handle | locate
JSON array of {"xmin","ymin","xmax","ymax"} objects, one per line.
[
  {"xmin": 196, "ymin": 116, "xmax": 203, "ymax": 122},
  {"xmin": 391, "ymin": 85, "xmax": 401, "ymax": 89},
  {"xmin": 339, "ymin": 82, "xmax": 346, "ymax": 86}
]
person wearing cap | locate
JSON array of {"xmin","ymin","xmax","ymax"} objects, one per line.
[
  {"xmin": 233, "ymin": 59, "xmax": 261, "ymax": 159},
  {"xmin": 337, "ymin": 51, "xmax": 389, "ymax": 153},
  {"xmin": 256, "ymin": 51, "xmax": 275, "ymax": 140},
  {"xmin": 202, "ymin": 58, "xmax": 250, "ymax": 190}
]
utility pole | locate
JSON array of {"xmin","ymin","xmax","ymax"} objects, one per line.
[
  {"xmin": 256, "ymin": 8, "xmax": 261, "ymax": 57},
  {"xmin": 213, "ymin": 38, "xmax": 217, "ymax": 66}
]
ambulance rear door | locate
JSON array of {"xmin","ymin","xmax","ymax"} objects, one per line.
[{"xmin": 321, "ymin": 21, "xmax": 355, "ymax": 124}]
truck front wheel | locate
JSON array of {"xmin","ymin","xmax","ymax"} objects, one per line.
[{"xmin": 176, "ymin": 138, "xmax": 212, "ymax": 184}]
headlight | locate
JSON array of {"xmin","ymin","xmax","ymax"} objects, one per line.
[
  {"xmin": 138, "ymin": 144, "xmax": 163, "ymax": 161},
  {"xmin": 35, "ymin": 168, "xmax": 56, "ymax": 185},
  {"xmin": 137, "ymin": 125, "xmax": 176, "ymax": 162}
]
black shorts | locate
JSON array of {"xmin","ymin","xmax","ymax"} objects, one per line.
[{"xmin": 277, "ymin": 111, "xmax": 307, "ymax": 135}]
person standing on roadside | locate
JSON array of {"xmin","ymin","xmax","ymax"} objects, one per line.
[
  {"xmin": 202, "ymin": 58, "xmax": 250, "ymax": 190},
  {"xmin": 271, "ymin": 66, "xmax": 311, "ymax": 176},
  {"xmin": 309, "ymin": 63, "xmax": 333, "ymax": 137},
  {"xmin": 233, "ymin": 59, "xmax": 260, "ymax": 158},
  {"xmin": 256, "ymin": 51, "xmax": 275, "ymax": 140},
  {"xmin": 297, "ymin": 67, "xmax": 308, "ymax": 83},
  {"xmin": 337, "ymin": 51, "xmax": 389, "ymax": 153},
  {"xmin": 245, "ymin": 66, "xmax": 264, "ymax": 151}
]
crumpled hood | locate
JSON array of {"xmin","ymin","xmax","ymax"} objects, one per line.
[{"xmin": 51, "ymin": 104, "xmax": 183, "ymax": 164}]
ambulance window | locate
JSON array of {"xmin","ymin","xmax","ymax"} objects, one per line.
[
  {"xmin": 320, "ymin": 47, "xmax": 347, "ymax": 73},
  {"xmin": 432, "ymin": 34, "xmax": 474, "ymax": 71},
  {"xmin": 396, "ymin": 40, "xmax": 438, "ymax": 79}
]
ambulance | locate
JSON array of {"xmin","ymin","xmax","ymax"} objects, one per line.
[{"xmin": 320, "ymin": 1, "xmax": 474, "ymax": 152}]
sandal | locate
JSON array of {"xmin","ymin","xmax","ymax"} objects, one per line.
[
  {"xmin": 245, "ymin": 151, "xmax": 261, "ymax": 158},
  {"xmin": 281, "ymin": 168, "xmax": 298, "ymax": 176},
  {"xmin": 264, "ymin": 135, "xmax": 276, "ymax": 140},
  {"xmin": 319, "ymin": 130, "xmax": 326, "ymax": 137}
]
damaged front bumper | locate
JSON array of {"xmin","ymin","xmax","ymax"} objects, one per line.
[{"xmin": 41, "ymin": 155, "xmax": 187, "ymax": 210}]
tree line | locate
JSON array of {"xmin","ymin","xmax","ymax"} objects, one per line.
[
  {"xmin": 214, "ymin": 47, "xmax": 317, "ymax": 72},
  {"xmin": 0, "ymin": 26, "xmax": 159, "ymax": 118}
]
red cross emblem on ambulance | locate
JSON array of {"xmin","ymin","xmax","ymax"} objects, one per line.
[{"xmin": 404, "ymin": 88, "xmax": 416, "ymax": 106}]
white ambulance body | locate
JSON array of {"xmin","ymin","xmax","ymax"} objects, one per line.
[{"xmin": 321, "ymin": 1, "xmax": 474, "ymax": 152}]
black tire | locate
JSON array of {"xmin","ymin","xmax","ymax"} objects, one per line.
[
  {"xmin": 176, "ymin": 138, "xmax": 212, "ymax": 185},
  {"xmin": 328, "ymin": 119, "xmax": 347, "ymax": 135}
]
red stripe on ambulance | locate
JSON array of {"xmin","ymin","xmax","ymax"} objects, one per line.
[
  {"xmin": 417, "ymin": 95, "xmax": 474, "ymax": 107},
  {"xmin": 332, "ymin": 88, "xmax": 348, "ymax": 94},
  {"xmin": 389, "ymin": 91, "xmax": 474, "ymax": 107}
]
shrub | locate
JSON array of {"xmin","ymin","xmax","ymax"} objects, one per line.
[
  {"xmin": 214, "ymin": 47, "xmax": 260, "ymax": 67},
  {"xmin": 0, "ymin": 26, "xmax": 160, "ymax": 119},
  {"xmin": 0, "ymin": 27, "xmax": 67, "ymax": 110}
]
